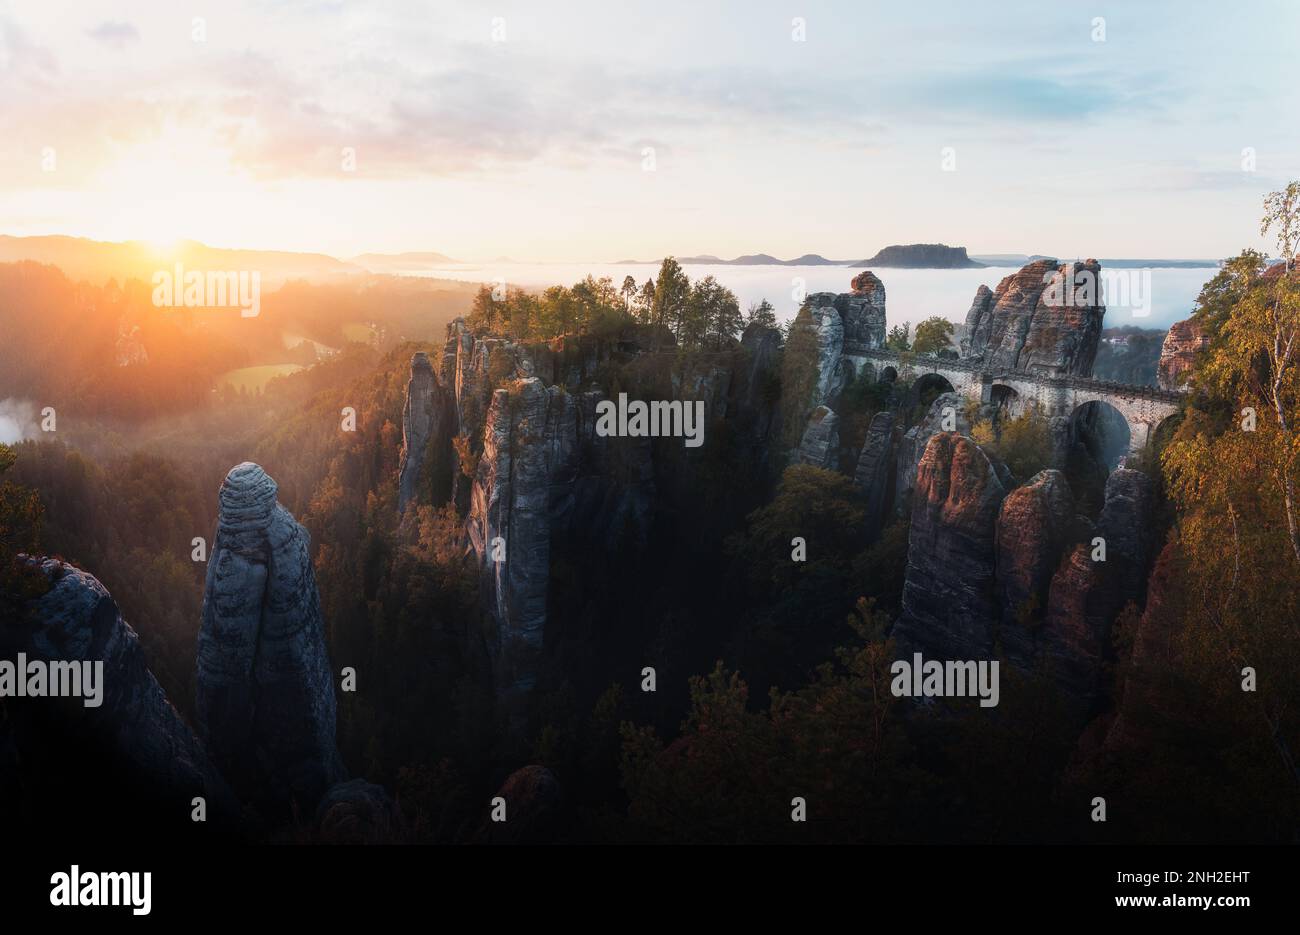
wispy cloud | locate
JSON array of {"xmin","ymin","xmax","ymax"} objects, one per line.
[{"xmin": 87, "ymin": 21, "xmax": 140, "ymax": 48}]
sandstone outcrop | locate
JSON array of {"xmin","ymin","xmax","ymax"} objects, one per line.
[
  {"xmin": 994, "ymin": 469, "xmax": 1075, "ymax": 634},
  {"xmin": 1096, "ymin": 467, "xmax": 1154, "ymax": 607},
  {"xmin": 854, "ymin": 411, "xmax": 897, "ymax": 541},
  {"xmin": 805, "ymin": 295, "xmax": 848, "ymax": 406},
  {"xmin": 796, "ymin": 405, "xmax": 840, "ymax": 469},
  {"xmin": 894, "ymin": 433, "xmax": 1008, "ymax": 660},
  {"xmin": 1039, "ymin": 468, "xmax": 1153, "ymax": 703},
  {"xmin": 962, "ymin": 259, "xmax": 1105, "ymax": 377},
  {"xmin": 894, "ymin": 392, "xmax": 971, "ymax": 516},
  {"xmin": 4, "ymin": 556, "xmax": 238, "ymax": 826},
  {"xmin": 397, "ymin": 351, "xmax": 451, "ymax": 513},
  {"xmin": 196, "ymin": 462, "xmax": 344, "ymax": 815},
  {"xmin": 467, "ymin": 379, "xmax": 654, "ymax": 696},
  {"xmin": 1156, "ymin": 318, "xmax": 1207, "ymax": 390},
  {"xmin": 960, "ymin": 286, "xmax": 994, "ymax": 357},
  {"xmin": 838, "ymin": 271, "xmax": 888, "ymax": 348}
]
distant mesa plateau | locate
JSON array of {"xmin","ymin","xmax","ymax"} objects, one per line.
[{"xmin": 851, "ymin": 243, "xmax": 985, "ymax": 268}]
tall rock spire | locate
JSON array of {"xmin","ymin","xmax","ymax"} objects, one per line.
[
  {"xmin": 196, "ymin": 462, "xmax": 343, "ymax": 815},
  {"xmin": 397, "ymin": 351, "xmax": 444, "ymax": 513}
]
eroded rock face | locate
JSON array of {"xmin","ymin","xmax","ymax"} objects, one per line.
[
  {"xmin": 196, "ymin": 462, "xmax": 344, "ymax": 815},
  {"xmin": 467, "ymin": 380, "xmax": 655, "ymax": 696},
  {"xmin": 1097, "ymin": 468, "xmax": 1154, "ymax": 608},
  {"xmin": 1041, "ymin": 541, "xmax": 1114, "ymax": 702},
  {"xmin": 995, "ymin": 470, "xmax": 1075, "ymax": 633},
  {"xmin": 806, "ymin": 296, "xmax": 847, "ymax": 406},
  {"xmin": 894, "ymin": 392, "xmax": 971, "ymax": 516},
  {"xmin": 963, "ymin": 259, "xmax": 1105, "ymax": 377},
  {"xmin": 854, "ymin": 411, "xmax": 896, "ymax": 542},
  {"xmin": 397, "ymin": 351, "xmax": 449, "ymax": 513},
  {"xmin": 838, "ymin": 271, "xmax": 888, "ymax": 348},
  {"xmin": 895, "ymin": 434, "xmax": 1008, "ymax": 659},
  {"xmin": 796, "ymin": 406, "xmax": 840, "ymax": 469},
  {"xmin": 1156, "ymin": 318, "xmax": 1207, "ymax": 390},
  {"xmin": 960, "ymin": 286, "xmax": 994, "ymax": 357},
  {"xmin": 5, "ymin": 556, "xmax": 238, "ymax": 826},
  {"xmin": 1105, "ymin": 541, "xmax": 1183, "ymax": 750}
]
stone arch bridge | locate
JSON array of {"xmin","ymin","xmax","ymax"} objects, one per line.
[{"xmin": 842, "ymin": 346, "xmax": 1184, "ymax": 453}]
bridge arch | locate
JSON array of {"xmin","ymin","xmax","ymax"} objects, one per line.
[
  {"xmin": 914, "ymin": 372, "xmax": 956, "ymax": 408},
  {"xmin": 989, "ymin": 383, "xmax": 1022, "ymax": 417},
  {"xmin": 1069, "ymin": 399, "xmax": 1131, "ymax": 471}
]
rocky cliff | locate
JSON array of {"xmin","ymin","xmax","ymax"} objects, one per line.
[
  {"xmin": 196, "ymin": 462, "xmax": 344, "ymax": 815},
  {"xmin": 465, "ymin": 375, "xmax": 656, "ymax": 696},
  {"xmin": 397, "ymin": 351, "xmax": 451, "ymax": 513},
  {"xmin": 894, "ymin": 433, "xmax": 1008, "ymax": 660},
  {"xmin": 4, "ymin": 556, "xmax": 239, "ymax": 829},
  {"xmin": 1156, "ymin": 318, "xmax": 1207, "ymax": 390},
  {"xmin": 962, "ymin": 259, "xmax": 1105, "ymax": 377},
  {"xmin": 994, "ymin": 469, "xmax": 1076, "ymax": 633},
  {"xmin": 796, "ymin": 405, "xmax": 840, "ymax": 469},
  {"xmin": 854, "ymin": 411, "xmax": 897, "ymax": 542},
  {"xmin": 893, "ymin": 392, "xmax": 973, "ymax": 517}
]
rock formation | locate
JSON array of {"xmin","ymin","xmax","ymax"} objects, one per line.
[
  {"xmin": 4, "ymin": 556, "xmax": 238, "ymax": 827},
  {"xmin": 1104, "ymin": 541, "xmax": 1183, "ymax": 750},
  {"xmin": 1156, "ymin": 318, "xmax": 1208, "ymax": 390},
  {"xmin": 962, "ymin": 259, "xmax": 1105, "ymax": 377},
  {"xmin": 196, "ymin": 462, "xmax": 344, "ymax": 815},
  {"xmin": 894, "ymin": 392, "xmax": 972, "ymax": 516},
  {"xmin": 1096, "ymin": 467, "xmax": 1155, "ymax": 607},
  {"xmin": 806, "ymin": 295, "xmax": 847, "ymax": 406},
  {"xmin": 960, "ymin": 286, "xmax": 994, "ymax": 357},
  {"xmin": 994, "ymin": 470, "xmax": 1076, "ymax": 636},
  {"xmin": 796, "ymin": 405, "xmax": 840, "ymax": 469},
  {"xmin": 894, "ymin": 433, "xmax": 1008, "ymax": 660},
  {"xmin": 838, "ymin": 271, "xmax": 888, "ymax": 348},
  {"xmin": 397, "ymin": 351, "xmax": 450, "ymax": 513},
  {"xmin": 854, "ymin": 411, "xmax": 897, "ymax": 541},
  {"xmin": 468, "ymin": 381, "xmax": 569, "ymax": 691},
  {"xmin": 1039, "ymin": 468, "xmax": 1153, "ymax": 703}
]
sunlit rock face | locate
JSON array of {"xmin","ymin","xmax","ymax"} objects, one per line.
[
  {"xmin": 5, "ymin": 556, "xmax": 238, "ymax": 827},
  {"xmin": 397, "ymin": 351, "xmax": 451, "ymax": 513},
  {"xmin": 894, "ymin": 393, "xmax": 972, "ymax": 518},
  {"xmin": 895, "ymin": 433, "xmax": 1008, "ymax": 660},
  {"xmin": 963, "ymin": 259, "xmax": 1105, "ymax": 377},
  {"xmin": 1156, "ymin": 318, "xmax": 1208, "ymax": 390},
  {"xmin": 196, "ymin": 462, "xmax": 343, "ymax": 815}
]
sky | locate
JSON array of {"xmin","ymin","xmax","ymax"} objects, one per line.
[{"xmin": 2, "ymin": 0, "xmax": 1299, "ymax": 262}]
